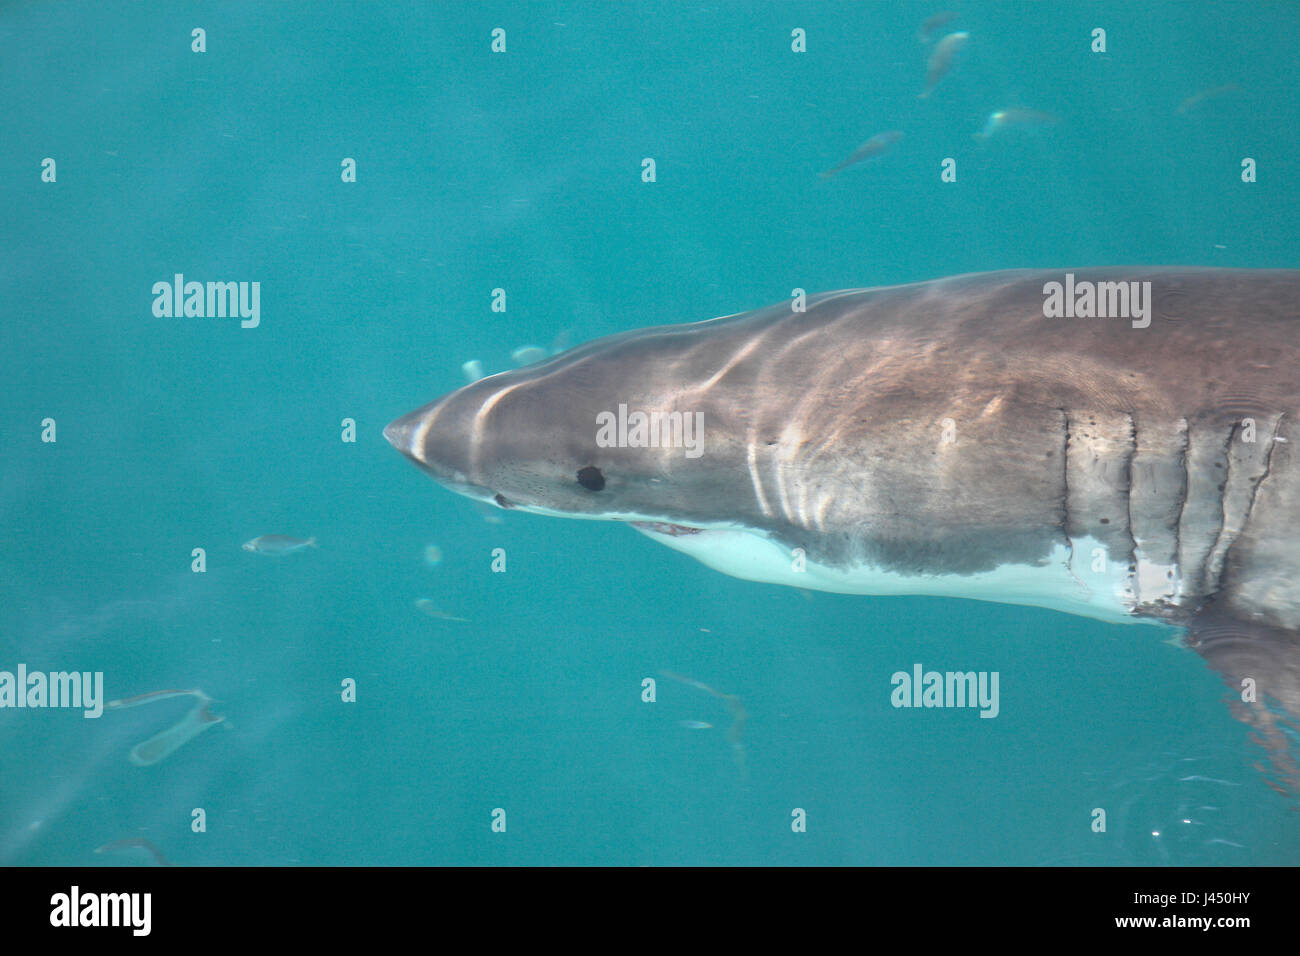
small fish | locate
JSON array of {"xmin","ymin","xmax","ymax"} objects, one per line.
[
  {"xmin": 128, "ymin": 700, "xmax": 223, "ymax": 766},
  {"xmin": 819, "ymin": 130, "xmax": 904, "ymax": 178},
  {"xmin": 107, "ymin": 688, "xmax": 224, "ymax": 766},
  {"xmin": 918, "ymin": 11, "xmax": 958, "ymax": 43},
  {"xmin": 473, "ymin": 503, "xmax": 507, "ymax": 525},
  {"xmin": 920, "ymin": 31, "xmax": 967, "ymax": 98},
  {"xmin": 241, "ymin": 535, "xmax": 317, "ymax": 555},
  {"xmin": 679, "ymin": 720, "xmax": 713, "ymax": 730},
  {"xmin": 510, "ymin": 345, "xmax": 549, "ymax": 366},
  {"xmin": 461, "ymin": 359, "xmax": 486, "ymax": 382},
  {"xmin": 661, "ymin": 670, "xmax": 715, "ymax": 696},
  {"xmin": 423, "ymin": 544, "xmax": 444, "ymax": 566},
  {"xmin": 547, "ymin": 329, "xmax": 573, "ymax": 356},
  {"xmin": 107, "ymin": 688, "xmax": 205, "ymax": 710},
  {"xmin": 973, "ymin": 108, "xmax": 1058, "ymax": 140},
  {"xmin": 1177, "ymin": 83, "xmax": 1240, "ymax": 115},
  {"xmin": 662, "ymin": 670, "xmax": 748, "ymax": 775},
  {"xmin": 414, "ymin": 598, "xmax": 470, "ymax": 623},
  {"xmin": 95, "ymin": 837, "xmax": 173, "ymax": 867},
  {"xmin": 1203, "ymin": 838, "xmax": 1246, "ymax": 849}
]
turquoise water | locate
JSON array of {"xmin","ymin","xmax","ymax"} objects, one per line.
[{"xmin": 3, "ymin": 1, "xmax": 1298, "ymax": 866}]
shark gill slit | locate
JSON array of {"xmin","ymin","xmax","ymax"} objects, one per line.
[
  {"xmin": 1170, "ymin": 417, "xmax": 1190, "ymax": 584},
  {"xmin": 1201, "ymin": 422, "xmax": 1239, "ymax": 598},
  {"xmin": 1215, "ymin": 413, "xmax": 1284, "ymax": 595},
  {"xmin": 1119, "ymin": 412, "xmax": 1138, "ymax": 578},
  {"xmin": 1057, "ymin": 408, "xmax": 1071, "ymax": 552},
  {"xmin": 1237, "ymin": 413, "xmax": 1284, "ymax": 554}
]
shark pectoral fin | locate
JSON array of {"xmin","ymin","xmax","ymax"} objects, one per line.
[{"xmin": 1185, "ymin": 605, "xmax": 1300, "ymax": 797}]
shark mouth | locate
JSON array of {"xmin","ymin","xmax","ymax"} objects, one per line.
[{"xmin": 629, "ymin": 521, "xmax": 706, "ymax": 537}]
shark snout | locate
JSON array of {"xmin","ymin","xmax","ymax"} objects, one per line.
[
  {"xmin": 384, "ymin": 390, "xmax": 500, "ymax": 504},
  {"xmin": 381, "ymin": 417, "xmax": 408, "ymax": 453},
  {"xmin": 383, "ymin": 399, "xmax": 464, "ymax": 478},
  {"xmin": 382, "ymin": 408, "xmax": 427, "ymax": 466}
]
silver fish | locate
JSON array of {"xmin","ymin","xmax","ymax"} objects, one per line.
[
  {"xmin": 1177, "ymin": 83, "xmax": 1241, "ymax": 115},
  {"xmin": 414, "ymin": 597, "xmax": 470, "ymax": 623},
  {"xmin": 511, "ymin": 345, "xmax": 550, "ymax": 366},
  {"xmin": 107, "ymin": 688, "xmax": 224, "ymax": 766},
  {"xmin": 819, "ymin": 130, "xmax": 904, "ymax": 179},
  {"xmin": 974, "ymin": 108, "xmax": 1059, "ymax": 140},
  {"xmin": 241, "ymin": 535, "xmax": 317, "ymax": 555},
  {"xmin": 920, "ymin": 31, "xmax": 968, "ymax": 98},
  {"xmin": 94, "ymin": 837, "xmax": 174, "ymax": 867}
]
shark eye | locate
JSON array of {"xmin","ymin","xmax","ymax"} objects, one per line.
[{"xmin": 576, "ymin": 465, "xmax": 605, "ymax": 492}]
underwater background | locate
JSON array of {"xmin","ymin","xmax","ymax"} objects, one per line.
[{"xmin": 2, "ymin": 0, "xmax": 1298, "ymax": 865}]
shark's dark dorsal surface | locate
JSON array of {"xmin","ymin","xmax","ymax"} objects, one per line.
[{"xmin": 386, "ymin": 268, "xmax": 1300, "ymax": 785}]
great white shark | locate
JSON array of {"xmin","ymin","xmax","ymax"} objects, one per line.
[{"xmin": 385, "ymin": 269, "xmax": 1300, "ymax": 787}]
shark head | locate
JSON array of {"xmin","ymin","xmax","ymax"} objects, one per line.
[{"xmin": 382, "ymin": 320, "xmax": 760, "ymax": 538}]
